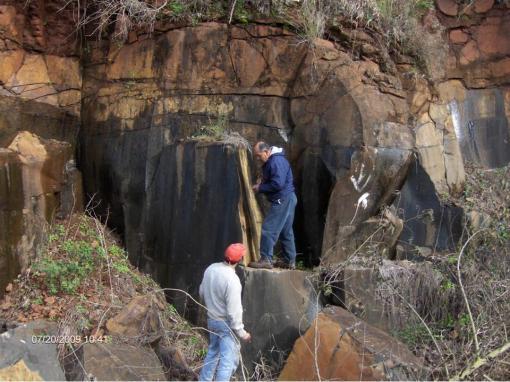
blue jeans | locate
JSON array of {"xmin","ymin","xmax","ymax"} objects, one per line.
[
  {"xmin": 260, "ymin": 192, "xmax": 297, "ymax": 264},
  {"xmin": 199, "ymin": 319, "xmax": 240, "ymax": 381}
]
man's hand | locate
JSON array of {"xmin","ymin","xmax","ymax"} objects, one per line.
[
  {"xmin": 252, "ymin": 183, "xmax": 260, "ymax": 193},
  {"xmin": 240, "ymin": 332, "xmax": 252, "ymax": 343}
]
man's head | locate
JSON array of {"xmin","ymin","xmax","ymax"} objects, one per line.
[
  {"xmin": 224, "ymin": 243, "xmax": 246, "ymax": 265},
  {"xmin": 253, "ymin": 141, "xmax": 271, "ymax": 163}
]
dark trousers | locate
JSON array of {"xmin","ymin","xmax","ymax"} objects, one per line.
[{"xmin": 260, "ymin": 192, "xmax": 297, "ymax": 264}]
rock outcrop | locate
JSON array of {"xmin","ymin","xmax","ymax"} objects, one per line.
[
  {"xmin": 80, "ymin": 22, "xmax": 413, "ymax": 290},
  {"xmin": 0, "ymin": 131, "xmax": 82, "ymax": 298},
  {"xmin": 0, "ymin": 2, "xmax": 83, "ymax": 296},
  {"xmin": 0, "ymin": 4, "xmax": 81, "ymax": 117},
  {"xmin": 279, "ymin": 306, "xmax": 424, "ymax": 381},
  {"xmin": 237, "ymin": 266, "xmax": 320, "ymax": 372}
]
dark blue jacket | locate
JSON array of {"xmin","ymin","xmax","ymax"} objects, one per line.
[{"xmin": 258, "ymin": 148, "xmax": 295, "ymax": 203}]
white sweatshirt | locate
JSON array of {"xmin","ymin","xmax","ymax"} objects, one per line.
[{"xmin": 199, "ymin": 262, "xmax": 247, "ymax": 338}]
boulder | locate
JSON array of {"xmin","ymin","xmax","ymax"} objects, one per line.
[
  {"xmin": 237, "ymin": 266, "xmax": 320, "ymax": 373},
  {"xmin": 106, "ymin": 295, "xmax": 164, "ymax": 338},
  {"xmin": 65, "ymin": 342, "xmax": 166, "ymax": 381},
  {"xmin": 436, "ymin": 0, "xmax": 459, "ymax": 16},
  {"xmin": 338, "ymin": 259, "xmax": 449, "ymax": 332},
  {"xmin": 0, "ymin": 320, "xmax": 65, "ymax": 381},
  {"xmin": 279, "ymin": 306, "xmax": 424, "ymax": 381},
  {"xmin": 449, "ymin": 29, "xmax": 469, "ymax": 44},
  {"xmin": 474, "ymin": 0, "xmax": 494, "ymax": 14}
]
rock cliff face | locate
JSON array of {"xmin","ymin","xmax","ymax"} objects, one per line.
[
  {"xmin": 0, "ymin": 2, "xmax": 82, "ymax": 297},
  {"xmin": 80, "ymin": 22, "xmax": 412, "ymax": 274},
  {"xmin": 78, "ymin": 12, "xmax": 507, "ymax": 337},
  {"xmin": 0, "ymin": 132, "xmax": 82, "ymax": 298},
  {"xmin": 410, "ymin": 0, "xmax": 509, "ymax": 196},
  {"xmin": 1, "ymin": 1, "xmax": 508, "ymax": 377}
]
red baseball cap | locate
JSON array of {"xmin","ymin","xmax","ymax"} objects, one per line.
[{"xmin": 225, "ymin": 243, "xmax": 246, "ymax": 264}]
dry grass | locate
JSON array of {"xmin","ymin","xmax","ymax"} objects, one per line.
[{"xmin": 320, "ymin": 163, "xmax": 510, "ymax": 380}]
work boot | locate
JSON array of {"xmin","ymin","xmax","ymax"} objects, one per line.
[
  {"xmin": 248, "ymin": 258, "xmax": 273, "ymax": 269},
  {"xmin": 273, "ymin": 258, "xmax": 296, "ymax": 270},
  {"xmin": 281, "ymin": 262, "xmax": 296, "ymax": 270}
]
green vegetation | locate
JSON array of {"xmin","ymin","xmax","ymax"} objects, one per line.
[
  {"xmin": 31, "ymin": 217, "xmax": 143, "ymax": 295},
  {"xmin": 2, "ymin": 213, "xmax": 208, "ymax": 377},
  {"xmin": 395, "ymin": 323, "xmax": 435, "ymax": 348},
  {"xmin": 191, "ymin": 114, "xmax": 229, "ymax": 141}
]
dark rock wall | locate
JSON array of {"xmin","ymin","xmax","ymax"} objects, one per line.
[
  {"xmin": 452, "ymin": 88, "xmax": 510, "ymax": 168},
  {"xmin": 143, "ymin": 143, "xmax": 252, "ymax": 318},
  {"xmin": 393, "ymin": 160, "xmax": 464, "ymax": 252},
  {"xmin": 0, "ymin": 151, "xmax": 24, "ymax": 296},
  {"xmin": 80, "ymin": 23, "xmax": 412, "ymax": 280}
]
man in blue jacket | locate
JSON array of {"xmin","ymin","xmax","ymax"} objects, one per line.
[{"xmin": 249, "ymin": 141, "xmax": 297, "ymax": 270}]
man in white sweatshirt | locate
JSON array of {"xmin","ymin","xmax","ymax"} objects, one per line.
[{"xmin": 199, "ymin": 243, "xmax": 252, "ymax": 381}]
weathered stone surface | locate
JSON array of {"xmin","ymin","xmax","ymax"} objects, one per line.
[
  {"xmin": 81, "ymin": 23, "xmax": 411, "ymax": 273},
  {"xmin": 0, "ymin": 150, "xmax": 24, "ymax": 299},
  {"xmin": 450, "ymin": 88, "xmax": 510, "ymax": 168},
  {"xmin": 106, "ymin": 295, "xmax": 164, "ymax": 337},
  {"xmin": 237, "ymin": 266, "xmax": 319, "ymax": 373},
  {"xmin": 436, "ymin": 0, "xmax": 459, "ymax": 16},
  {"xmin": 0, "ymin": 131, "xmax": 82, "ymax": 297},
  {"xmin": 0, "ymin": 360, "xmax": 43, "ymax": 381},
  {"xmin": 393, "ymin": 160, "xmax": 464, "ymax": 251},
  {"xmin": 0, "ymin": 50, "xmax": 24, "ymax": 85},
  {"xmin": 0, "ymin": 1, "xmax": 78, "ymax": 55},
  {"xmin": 459, "ymin": 40, "xmax": 480, "ymax": 66},
  {"xmin": 45, "ymin": 55, "xmax": 81, "ymax": 90},
  {"xmin": 475, "ymin": 17, "xmax": 510, "ymax": 57},
  {"xmin": 0, "ymin": 96, "xmax": 79, "ymax": 147},
  {"xmin": 322, "ymin": 146, "xmax": 412, "ymax": 265},
  {"xmin": 442, "ymin": 4, "xmax": 510, "ymax": 87},
  {"xmin": 8, "ymin": 131, "xmax": 73, "ymax": 219},
  {"xmin": 339, "ymin": 259, "xmax": 448, "ymax": 332},
  {"xmin": 80, "ymin": 136, "xmax": 262, "ymax": 320},
  {"xmin": 66, "ymin": 343, "xmax": 166, "ymax": 381},
  {"xmin": 474, "ymin": 0, "xmax": 495, "ymax": 13},
  {"xmin": 415, "ymin": 120, "xmax": 448, "ymax": 192},
  {"xmin": 279, "ymin": 306, "xmax": 423, "ymax": 381},
  {"xmin": 107, "ymin": 39, "xmax": 156, "ymax": 80},
  {"xmin": 0, "ymin": 320, "xmax": 65, "ymax": 381},
  {"xmin": 449, "ymin": 29, "xmax": 469, "ymax": 44},
  {"xmin": 0, "ymin": 5, "xmax": 24, "ymax": 42},
  {"xmin": 1, "ymin": 53, "xmax": 82, "ymax": 115}
]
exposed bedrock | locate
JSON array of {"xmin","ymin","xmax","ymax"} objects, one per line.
[
  {"xmin": 80, "ymin": 132, "xmax": 263, "ymax": 319},
  {"xmin": 81, "ymin": 22, "xmax": 414, "ymax": 274},
  {"xmin": 0, "ymin": 3, "xmax": 83, "ymax": 297},
  {"xmin": 237, "ymin": 267, "xmax": 320, "ymax": 373},
  {"xmin": 0, "ymin": 131, "xmax": 82, "ymax": 298}
]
